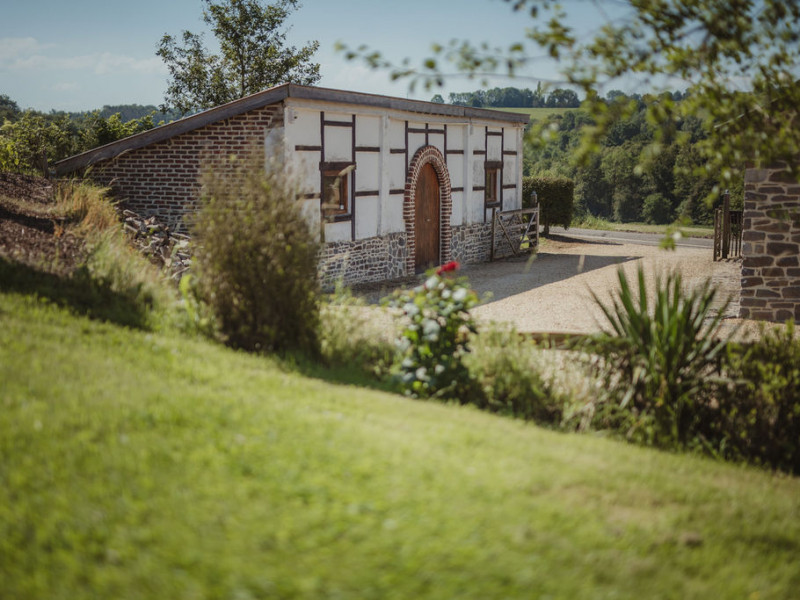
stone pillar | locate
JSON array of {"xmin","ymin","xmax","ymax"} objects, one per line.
[{"xmin": 740, "ymin": 163, "xmax": 800, "ymax": 321}]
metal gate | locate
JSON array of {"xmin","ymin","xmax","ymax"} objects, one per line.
[{"xmin": 713, "ymin": 191, "xmax": 742, "ymax": 261}]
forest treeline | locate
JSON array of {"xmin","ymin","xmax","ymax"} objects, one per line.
[
  {"xmin": 522, "ymin": 90, "xmax": 741, "ymax": 226},
  {"xmin": 0, "ymin": 95, "xmax": 176, "ymax": 174},
  {"xmin": 431, "ymin": 84, "xmax": 583, "ymax": 108}
]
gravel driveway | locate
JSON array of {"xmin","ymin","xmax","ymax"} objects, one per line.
[
  {"xmin": 355, "ymin": 232, "xmax": 750, "ymax": 338},
  {"xmin": 464, "ymin": 233, "xmax": 742, "ymax": 335}
]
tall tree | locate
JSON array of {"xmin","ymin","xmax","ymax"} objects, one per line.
[{"xmin": 158, "ymin": 0, "xmax": 320, "ymax": 115}]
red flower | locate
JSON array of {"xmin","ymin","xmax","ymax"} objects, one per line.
[{"xmin": 436, "ymin": 261, "xmax": 460, "ymax": 275}]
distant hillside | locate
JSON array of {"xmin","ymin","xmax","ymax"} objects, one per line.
[
  {"xmin": 67, "ymin": 104, "xmax": 181, "ymax": 124},
  {"xmin": 490, "ymin": 107, "xmax": 579, "ymax": 121}
]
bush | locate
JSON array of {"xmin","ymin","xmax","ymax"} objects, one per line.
[
  {"xmin": 641, "ymin": 192, "xmax": 673, "ymax": 225},
  {"xmin": 319, "ymin": 283, "xmax": 395, "ymax": 378},
  {"xmin": 465, "ymin": 323, "xmax": 565, "ymax": 424},
  {"xmin": 710, "ymin": 322, "xmax": 800, "ymax": 474},
  {"xmin": 581, "ymin": 265, "xmax": 731, "ymax": 447},
  {"xmin": 192, "ymin": 151, "xmax": 320, "ymax": 356},
  {"xmin": 385, "ymin": 262, "xmax": 480, "ymax": 399},
  {"xmin": 523, "ymin": 176, "xmax": 574, "ymax": 235}
]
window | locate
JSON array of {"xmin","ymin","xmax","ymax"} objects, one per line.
[
  {"xmin": 320, "ymin": 162, "xmax": 354, "ymax": 219},
  {"xmin": 485, "ymin": 161, "xmax": 502, "ymax": 207}
]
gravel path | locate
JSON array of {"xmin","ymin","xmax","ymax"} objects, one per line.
[
  {"xmin": 354, "ymin": 232, "xmax": 755, "ymax": 339},
  {"xmin": 464, "ymin": 234, "xmax": 742, "ymax": 335}
]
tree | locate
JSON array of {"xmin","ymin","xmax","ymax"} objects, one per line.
[
  {"xmin": 342, "ymin": 0, "xmax": 800, "ymax": 188},
  {"xmin": 157, "ymin": 0, "xmax": 320, "ymax": 115},
  {"xmin": 0, "ymin": 95, "xmax": 20, "ymax": 123}
]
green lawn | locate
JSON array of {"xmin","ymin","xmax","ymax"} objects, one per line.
[{"xmin": 2, "ymin": 291, "xmax": 800, "ymax": 599}]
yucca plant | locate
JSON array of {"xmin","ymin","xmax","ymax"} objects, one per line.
[{"xmin": 585, "ymin": 265, "xmax": 732, "ymax": 447}]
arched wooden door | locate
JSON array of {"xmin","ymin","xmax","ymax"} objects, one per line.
[{"xmin": 414, "ymin": 162, "xmax": 440, "ymax": 272}]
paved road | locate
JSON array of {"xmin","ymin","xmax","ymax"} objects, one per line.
[{"xmin": 547, "ymin": 226, "xmax": 713, "ymax": 249}]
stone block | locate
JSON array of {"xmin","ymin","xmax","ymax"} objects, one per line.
[
  {"xmin": 782, "ymin": 287, "xmax": 800, "ymax": 298},
  {"xmin": 777, "ymin": 256, "xmax": 799, "ymax": 267},
  {"xmin": 763, "ymin": 267, "xmax": 786, "ymax": 277},
  {"xmin": 756, "ymin": 289, "xmax": 781, "ymax": 298},
  {"xmin": 742, "ymin": 231, "xmax": 766, "ymax": 242},
  {"xmin": 766, "ymin": 242, "xmax": 799, "ymax": 256},
  {"xmin": 744, "ymin": 168, "xmax": 768, "ymax": 183},
  {"xmin": 741, "ymin": 277, "xmax": 764, "ymax": 288},
  {"xmin": 743, "ymin": 256, "xmax": 773, "ymax": 268}
]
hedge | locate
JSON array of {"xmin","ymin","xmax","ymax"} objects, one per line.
[{"xmin": 523, "ymin": 176, "xmax": 574, "ymax": 235}]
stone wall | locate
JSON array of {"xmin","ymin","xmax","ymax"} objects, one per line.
[
  {"xmin": 319, "ymin": 232, "xmax": 409, "ymax": 288},
  {"xmin": 90, "ymin": 106, "xmax": 283, "ymax": 232},
  {"xmin": 451, "ymin": 222, "xmax": 493, "ymax": 265},
  {"xmin": 740, "ymin": 163, "xmax": 800, "ymax": 321}
]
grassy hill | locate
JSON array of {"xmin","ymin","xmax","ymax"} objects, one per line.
[{"xmin": 2, "ymin": 289, "xmax": 800, "ymax": 599}]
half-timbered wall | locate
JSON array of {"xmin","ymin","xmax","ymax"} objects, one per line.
[{"xmin": 285, "ymin": 99, "xmax": 524, "ymax": 285}]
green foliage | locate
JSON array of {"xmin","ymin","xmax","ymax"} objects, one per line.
[
  {"xmin": 319, "ymin": 283, "xmax": 395, "ymax": 379},
  {"xmin": 0, "ymin": 98, "xmax": 160, "ymax": 174},
  {"xmin": 641, "ymin": 193, "xmax": 673, "ymax": 225},
  {"xmin": 78, "ymin": 111, "xmax": 155, "ymax": 150},
  {"xmin": 712, "ymin": 323, "xmax": 800, "ymax": 474},
  {"xmin": 465, "ymin": 323, "xmax": 565, "ymax": 423},
  {"xmin": 385, "ymin": 262, "xmax": 480, "ymax": 399},
  {"xmin": 445, "ymin": 85, "xmax": 580, "ymax": 108},
  {"xmin": 582, "ymin": 265, "xmax": 730, "ymax": 448},
  {"xmin": 157, "ymin": 0, "xmax": 320, "ymax": 114},
  {"xmin": 193, "ymin": 151, "xmax": 320, "ymax": 356},
  {"xmin": 523, "ymin": 175, "xmax": 574, "ymax": 235},
  {"xmin": 0, "ymin": 94, "xmax": 20, "ymax": 123},
  {"xmin": 0, "ymin": 111, "xmax": 77, "ymax": 175}
]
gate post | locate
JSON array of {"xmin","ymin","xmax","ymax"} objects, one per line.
[{"xmin": 722, "ymin": 189, "xmax": 731, "ymax": 259}]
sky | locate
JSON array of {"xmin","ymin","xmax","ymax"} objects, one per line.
[{"xmin": 1, "ymin": 0, "xmax": 631, "ymax": 112}]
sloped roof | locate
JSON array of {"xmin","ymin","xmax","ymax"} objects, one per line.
[{"xmin": 55, "ymin": 83, "xmax": 529, "ymax": 175}]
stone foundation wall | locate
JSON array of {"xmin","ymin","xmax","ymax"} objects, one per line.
[
  {"xmin": 740, "ymin": 163, "xmax": 800, "ymax": 321},
  {"xmin": 319, "ymin": 232, "xmax": 409, "ymax": 288},
  {"xmin": 451, "ymin": 222, "xmax": 493, "ymax": 265}
]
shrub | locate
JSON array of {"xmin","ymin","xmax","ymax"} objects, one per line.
[
  {"xmin": 192, "ymin": 151, "xmax": 320, "ymax": 356},
  {"xmin": 710, "ymin": 322, "xmax": 800, "ymax": 474},
  {"xmin": 319, "ymin": 283, "xmax": 395, "ymax": 378},
  {"xmin": 385, "ymin": 262, "xmax": 480, "ymax": 399},
  {"xmin": 581, "ymin": 265, "xmax": 731, "ymax": 447},
  {"xmin": 523, "ymin": 176, "xmax": 574, "ymax": 235},
  {"xmin": 641, "ymin": 192, "xmax": 673, "ymax": 225},
  {"xmin": 465, "ymin": 323, "xmax": 565, "ymax": 424}
]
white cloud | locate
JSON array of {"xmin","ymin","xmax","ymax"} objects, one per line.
[
  {"xmin": 52, "ymin": 82, "xmax": 79, "ymax": 92},
  {"xmin": 0, "ymin": 37, "xmax": 166, "ymax": 76},
  {"xmin": 0, "ymin": 37, "xmax": 52, "ymax": 64}
]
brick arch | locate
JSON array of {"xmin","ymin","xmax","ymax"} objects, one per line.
[{"xmin": 403, "ymin": 145, "xmax": 452, "ymax": 273}]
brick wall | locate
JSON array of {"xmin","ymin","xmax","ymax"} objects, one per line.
[
  {"xmin": 90, "ymin": 106, "xmax": 283, "ymax": 231},
  {"xmin": 740, "ymin": 163, "xmax": 800, "ymax": 321}
]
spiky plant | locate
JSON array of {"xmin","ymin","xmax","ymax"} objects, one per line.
[{"xmin": 586, "ymin": 265, "xmax": 732, "ymax": 447}]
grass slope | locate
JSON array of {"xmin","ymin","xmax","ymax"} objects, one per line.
[{"xmin": 2, "ymin": 291, "xmax": 800, "ymax": 599}]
